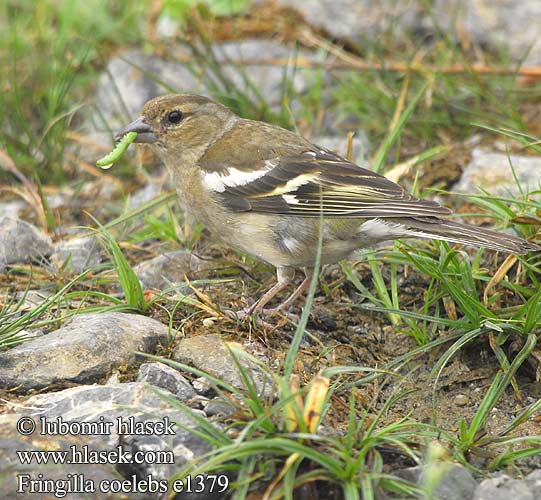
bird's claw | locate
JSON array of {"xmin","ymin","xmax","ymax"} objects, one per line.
[
  {"xmin": 261, "ymin": 307, "xmax": 300, "ymax": 323},
  {"xmin": 223, "ymin": 307, "xmax": 250, "ymax": 321},
  {"xmin": 224, "ymin": 308, "xmax": 274, "ymax": 329},
  {"xmin": 223, "ymin": 306, "xmax": 299, "ymax": 326}
]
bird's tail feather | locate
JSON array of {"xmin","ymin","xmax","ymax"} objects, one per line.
[{"xmin": 404, "ymin": 219, "xmax": 540, "ymax": 255}]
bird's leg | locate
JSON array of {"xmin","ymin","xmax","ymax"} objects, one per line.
[
  {"xmin": 224, "ymin": 267, "xmax": 294, "ymax": 322},
  {"xmin": 266, "ymin": 268, "xmax": 314, "ymax": 313},
  {"xmin": 248, "ymin": 267, "xmax": 295, "ymax": 315}
]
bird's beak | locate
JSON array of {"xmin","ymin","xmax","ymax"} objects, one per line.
[{"xmin": 115, "ymin": 116, "xmax": 157, "ymax": 143}]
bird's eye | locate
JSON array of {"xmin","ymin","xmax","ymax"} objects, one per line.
[{"xmin": 167, "ymin": 110, "xmax": 183, "ymax": 124}]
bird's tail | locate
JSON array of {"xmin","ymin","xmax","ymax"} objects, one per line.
[{"xmin": 404, "ymin": 218, "xmax": 540, "ymax": 255}]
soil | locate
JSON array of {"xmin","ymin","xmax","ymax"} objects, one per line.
[{"xmin": 2, "ymin": 149, "xmax": 540, "ymax": 478}]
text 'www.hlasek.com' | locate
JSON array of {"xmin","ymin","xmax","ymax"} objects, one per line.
[{"xmin": 15, "ymin": 415, "xmax": 229, "ymax": 497}]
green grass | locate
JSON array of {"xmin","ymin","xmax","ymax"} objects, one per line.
[
  {"xmin": 2, "ymin": 1, "xmax": 541, "ymax": 498},
  {"xmin": 162, "ymin": 0, "xmax": 251, "ymax": 19},
  {"xmin": 170, "ymin": 16, "xmax": 298, "ymax": 129},
  {"xmin": 347, "ymin": 193, "xmax": 541, "ymax": 338},
  {"xmin": 0, "ymin": 0, "xmax": 147, "ymax": 183},
  {"xmin": 141, "ymin": 350, "xmax": 429, "ymax": 500},
  {"xmin": 138, "ymin": 336, "xmax": 541, "ymax": 497},
  {"xmin": 0, "ymin": 271, "xmax": 89, "ymax": 350}
]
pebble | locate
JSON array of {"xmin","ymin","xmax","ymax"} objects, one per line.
[{"xmin": 454, "ymin": 394, "xmax": 469, "ymax": 407}]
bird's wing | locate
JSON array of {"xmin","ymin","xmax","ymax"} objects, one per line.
[{"xmin": 200, "ymin": 148, "xmax": 451, "ymax": 218}]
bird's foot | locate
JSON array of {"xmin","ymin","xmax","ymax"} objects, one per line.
[
  {"xmin": 224, "ymin": 305, "xmax": 299, "ymax": 326},
  {"xmin": 224, "ymin": 307, "xmax": 275, "ymax": 329},
  {"xmin": 223, "ymin": 306, "xmax": 251, "ymax": 321},
  {"xmin": 261, "ymin": 307, "xmax": 300, "ymax": 323}
]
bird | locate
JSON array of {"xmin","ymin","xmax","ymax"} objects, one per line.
[{"xmin": 115, "ymin": 94, "xmax": 540, "ymax": 315}]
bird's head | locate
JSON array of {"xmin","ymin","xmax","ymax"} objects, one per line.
[{"xmin": 115, "ymin": 94, "xmax": 235, "ymax": 158}]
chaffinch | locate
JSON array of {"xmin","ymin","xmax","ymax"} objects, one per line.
[{"xmin": 116, "ymin": 94, "xmax": 539, "ymax": 314}]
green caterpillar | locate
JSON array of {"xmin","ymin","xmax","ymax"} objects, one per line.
[{"xmin": 96, "ymin": 131, "xmax": 138, "ymax": 169}]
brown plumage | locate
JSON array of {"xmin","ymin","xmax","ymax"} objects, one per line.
[{"xmin": 115, "ymin": 94, "xmax": 540, "ymax": 313}]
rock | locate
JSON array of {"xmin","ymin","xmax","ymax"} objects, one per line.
[
  {"xmin": 128, "ymin": 182, "xmax": 163, "ymax": 209},
  {"xmin": 432, "ymin": 0, "xmax": 541, "ymax": 66},
  {"xmin": 279, "ymin": 0, "xmax": 421, "ymax": 42},
  {"xmin": 477, "ymin": 476, "xmax": 506, "ymax": 499},
  {"xmin": 137, "ymin": 361, "xmax": 196, "ymax": 401},
  {"xmin": 78, "ymin": 179, "xmax": 121, "ymax": 201},
  {"xmin": 46, "ymin": 190, "xmax": 75, "ymax": 210},
  {"xmin": 0, "ymin": 415, "xmax": 117, "ymax": 500},
  {"xmin": 84, "ymin": 40, "xmax": 314, "ymax": 155},
  {"xmin": 474, "ymin": 472, "xmax": 541, "ymax": 500},
  {"xmin": 172, "ymin": 334, "xmax": 271, "ymax": 395},
  {"xmin": 51, "ymin": 235, "xmax": 101, "ymax": 273},
  {"xmin": 280, "ymin": 1, "xmax": 541, "ymax": 65},
  {"xmin": 118, "ymin": 432, "xmax": 220, "ymax": 500},
  {"xmin": 133, "ymin": 250, "xmax": 206, "ymax": 291},
  {"xmin": 11, "ymin": 329, "xmax": 44, "ymax": 341},
  {"xmin": 155, "ymin": 14, "xmax": 179, "ymax": 39},
  {"xmin": 525, "ymin": 470, "xmax": 541, "ymax": 495},
  {"xmin": 6, "ymin": 382, "xmax": 214, "ymax": 493},
  {"xmin": 204, "ymin": 397, "xmax": 237, "ymax": 418},
  {"xmin": 0, "ymin": 217, "xmax": 53, "ymax": 272},
  {"xmin": 0, "ymin": 199, "xmax": 27, "ymax": 219},
  {"xmin": 14, "ymin": 289, "xmax": 53, "ymax": 311},
  {"xmin": 453, "ymin": 148, "xmax": 541, "ymax": 196},
  {"xmin": 84, "ymin": 48, "xmax": 203, "ymax": 155},
  {"xmin": 14, "ymin": 382, "xmax": 184, "ymax": 428},
  {"xmin": 212, "ymin": 39, "xmax": 312, "ymax": 105},
  {"xmin": 396, "ymin": 464, "xmax": 477, "ymax": 500},
  {"xmin": 0, "ymin": 312, "xmax": 169, "ymax": 391},
  {"xmin": 82, "ymin": 4, "xmax": 541, "ymax": 159},
  {"xmin": 193, "ymin": 376, "xmax": 214, "ymax": 395},
  {"xmin": 427, "ymin": 464, "xmax": 478, "ymax": 500}
]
